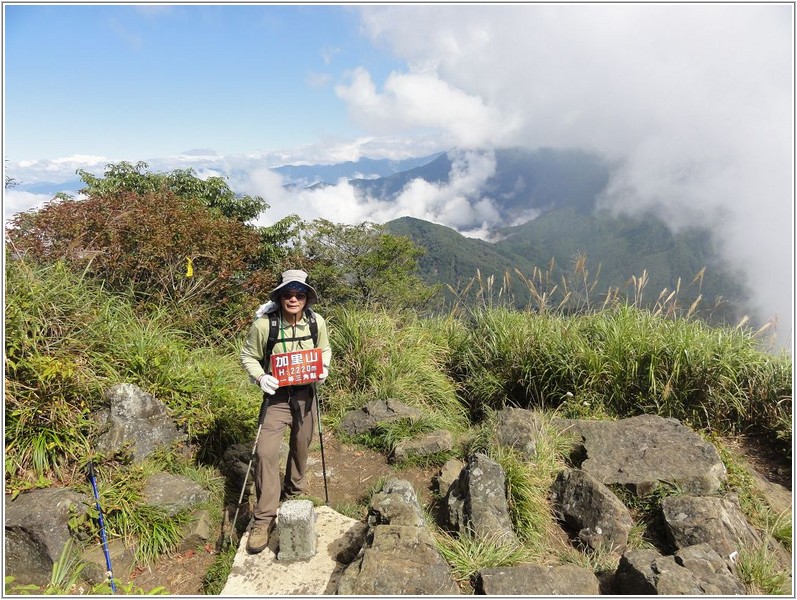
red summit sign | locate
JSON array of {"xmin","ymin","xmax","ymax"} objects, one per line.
[{"xmin": 270, "ymin": 348, "xmax": 323, "ymax": 387}]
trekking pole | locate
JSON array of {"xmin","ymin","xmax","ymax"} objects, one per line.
[
  {"xmin": 313, "ymin": 382, "xmax": 329, "ymax": 505},
  {"xmin": 86, "ymin": 461, "xmax": 116, "ymax": 594},
  {"xmin": 228, "ymin": 396, "xmax": 270, "ymax": 547}
]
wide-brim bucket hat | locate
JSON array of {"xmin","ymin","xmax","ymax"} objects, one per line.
[{"xmin": 269, "ymin": 269, "xmax": 318, "ymax": 305}]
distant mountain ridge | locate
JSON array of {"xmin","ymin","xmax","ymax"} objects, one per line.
[{"xmin": 274, "ymin": 154, "xmax": 444, "ymax": 187}]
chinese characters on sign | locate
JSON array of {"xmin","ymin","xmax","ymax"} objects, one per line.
[{"xmin": 270, "ymin": 348, "xmax": 323, "ymax": 387}]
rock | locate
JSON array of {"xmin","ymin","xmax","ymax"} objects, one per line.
[
  {"xmin": 338, "ymin": 479, "xmax": 459, "ymax": 595},
  {"xmin": 96, "ymin": 383, "xmax": 186, "ymax": 462},
  {"xmin": 436, "ymin": 458, "xmax": 465, "ymax": 496},
  {"xmin": 661, "ymin": 494, "xmax": 790, "ymax": 570},
  {"xmin": 550, "ymin": 468, "xmax": 634, "ymax": 553},
  {"xmin": 339, "ymin": 399, "xmax": 423, "ymax": 437},
  {"xmin": 446, "ymin": 453, "xmax": 518, "ymax": 545},
  {"xmin": 177, "ymin": 510, "xmax": 213, "ymax": 552},
  {"xmin": 391, "ymin": 429, "xmax": 453, "ymax": 463},
  {"xmin": 559, "ymin": 414, "xmax": 726, "ymax": 496},
  {"xmin": 674, "ymin": 544, "xmax": 745, "ymax": 594},
  {"xmin": 337, "ymin": 525, "xmax": 459, "ymax": 595},
  {"xmin": 494, "ymin": 407, "xmax": 543, "ymax": 460},
  {"xmin": 476, "ymin": 563, "xmax": 600, "ymax": 595},
  {"xmin": 616, "ymin": 546, "xmax": 745, "ymax": 595},
  {"xmin": 5, "ymin": 488, "xmax": 88, "ymax": 585},
  {"xmin": 81, "ymin": 539, "xmax": 136, "ymax": 586},
  {"xmin": 616, "ymin": 548, "xmax": 704, "ymax": 595},
  {"xmin": 277, "ymin": 500, "xmax": 317, "ymax": 562},
  {"xmin": 221, "ymin": 443, "xmax": 252, "ymax": 492},
  {"xmin": 141, "ymin": 472, "xmax": 210, "ymax": 517},
  {"xmin": 368, "ymin": 479, "xmax": 426, "ymax": 528}
]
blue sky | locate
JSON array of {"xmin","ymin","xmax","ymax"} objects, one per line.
[
  {"xmin": 3, "ymin": 3, "xmax": 794, "ymax": 342},
  {"xmin": 5, "ymin": 4, "xmax": 404, "ymax": 159}
]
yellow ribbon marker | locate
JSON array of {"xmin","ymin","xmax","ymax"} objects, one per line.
[{"xmin": 185, "ymin": 257, "xmax": 194, "ymax": 278}]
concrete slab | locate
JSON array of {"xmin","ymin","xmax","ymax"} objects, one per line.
[{"xmin": 221, "ymin": 505, "xmax": 366, "ymax": 596}]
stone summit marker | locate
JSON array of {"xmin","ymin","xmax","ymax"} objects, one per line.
[{"xmin": 221, "ymin": 505, "xmax": 366, "ymax": 596}]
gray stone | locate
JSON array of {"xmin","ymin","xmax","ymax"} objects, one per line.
[
  {"xmin": 81, "ymin": 539, "xmax": 136, "ymax": 586},
  {"xmin": 391, "ymin": 429, "xmax": 453, "ymax": 463},
  {"xmin": 142, "ymin": 471, "xmax": 210, "ymax": 516},
  {"xmin": 494, "ymin": 407, "xmax": 543, "ymax": 460},
  {"xmin": 339, "ymin": 399, "xmax": 423, "ymax": 437},
  {"xmin": 96, "ymin": 383, "xmax": 186, "ymax": 462},
  {"xmin": 368, "ymin": 478, "xmax": 425, "ymax": 528},
  {"xmin": 616, "ymin": 548, "xmax": 703, "ymax": 595},
  {"xmin": 550, "ymin": 468, "xmax": 634, "ymax": 553},
  {"xmin": 661, "ymin": 494, "xmax": 790, "ymax": 571},
  {"xmin": 674, "ymin": 544, "xmax": 745, "ymax": 595},
  {"xmin": 436, "ymin": 458, "xmax": 465, "ymax": 496},
  {"xmin": 616, "ymin": 546, "xmax": 746, "ymax": 595},
  {"xmin": 561, "ymin": 414, "xmax": 726, "ymax": 496},
  {"xmin": 446, "ymin": 453, "xmax": 518, "ymax": 545},
  {"xmin": 277, "ymin": 500, "xmax": 317, "ymax": 561},
  {"xmin": 336, "ymin": 525, "xmax": 459, "ymax": 595},
  {"xmin": 477, "ymin": 563, "xmax": 600, "ymax": 595},
  {"xmin": 5, "ymin": 488, "xmax": 88, "ymax": 585},
  {"xmin": 177, "ymin": 509, "xmax": 213, "ymax": 552}
]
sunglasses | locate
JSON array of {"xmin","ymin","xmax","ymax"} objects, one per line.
[{"xmin": 281, "ymin": 291, "xmax": 307, "ymax": 301}]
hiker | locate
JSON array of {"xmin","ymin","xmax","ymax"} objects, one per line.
[{"xmin": 240, "ymin": 269, "xmax": 331, "ymax": 553}]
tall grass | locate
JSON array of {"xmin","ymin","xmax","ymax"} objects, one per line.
[
  {"xmin": 453, "ymin": 305, "xmax": 790, "ymax": 447},
  {"xmin": 323, "ymin": 307, "xmax": 469, "ymax": 438}
]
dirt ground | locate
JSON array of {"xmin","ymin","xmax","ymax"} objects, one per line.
[{"xmin": 130, "ymin": 432, "xmax": 791, "ymax": 595}]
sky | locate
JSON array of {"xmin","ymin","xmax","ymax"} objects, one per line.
[{"xmin": 2, "ymin": 3, "xmax": 794, "ymax": 345}]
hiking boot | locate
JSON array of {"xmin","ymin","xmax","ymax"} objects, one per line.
[{"xmin": 246, "ymin": 519, "xmax": 274, "ymax": 554}]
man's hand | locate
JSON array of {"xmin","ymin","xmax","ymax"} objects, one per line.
[
  {"xmin": 259, "ymin": 374, "xmax": 279, "ymax": 395},
  {"xmin": 317, "ymin": 367, "xmax": 328, "ymax": 384}
]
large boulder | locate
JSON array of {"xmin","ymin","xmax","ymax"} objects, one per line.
[
  {"xmin": 338, "ymin": 479, "xmax": 459, "ymax": 595},
  {"xmin": 558, "ymin": 414, "xmax": 726, "ymax": 496},
  {"xmin": 616, "ymin": 546, "xmax": 744, "ymax": 595},
  {"xmin": 476, "ymin": 563, "xmax": 600, "ymax": 595},
  {"xmin": 339, "ymin": 399, "xmax": 422, "ymax": 437},
  {"xmin": 661, "ymin": 494, "xmax": 790, "ymax": 570},
  {"xmin": 5, "ymin": 488, "xmax": 88, "ymax": 585},
  {"xmin": 96, "ymin": 383, "xmax": 186, "ymax": 462},
  {"xmin": 550, "ymin": 468, "xmax": 634, "ymax": 553},
  {"xmin": 446, "ymin": 453, "xmax": 518, "ymax": 545},
  {"xmin": 336, "ymin": 525, "xmax": 459, "ymax": 595}
]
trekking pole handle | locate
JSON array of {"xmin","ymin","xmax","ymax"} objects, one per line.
[{"xmin": 87, "ymin": 460, "xmax": 96, "ymax": 480}]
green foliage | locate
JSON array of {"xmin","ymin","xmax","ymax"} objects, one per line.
[
  {"xmin": 322, "ymin": 307, "xmax": 469, "ymax": 438},
  {"xmin": 735, "ymin": 543, "xmax": 791, "ymax": 594},
  {"xmin": 76, "ymin": 161, "xmax": 267, "ymax": 222},
  {"xmin": 435, "ymin": 530, "xmax": 535, "ymax": 585},
  {"xmin": 453, "ymin": 305, "xmax": 791, "ymax": 448},
  {"xmin": 304, "ymin": 219, "xmax": 439, "ymax": 310},
  {"xmin": 6, "ymin": 162, "xmax": 286, "ymax": 336},
  {"xmin": 486, "ymin": 415, "xmax": 571, "ymax": 550},
  {"xmin": 202, "ymin": 544, "xmax": 237, "ymax": 595},
  {"xmin": 4, "ymin": 255, "xmax": 259, "ymax": 488}
]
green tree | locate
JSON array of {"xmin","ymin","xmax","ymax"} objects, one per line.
[
  {"xmin": 303, "ymin": 219, "xmax": 439, "ymax": 310},
  {"xmin": 75, "ymin": 161, "xmax": 267, "ymax": 222}
]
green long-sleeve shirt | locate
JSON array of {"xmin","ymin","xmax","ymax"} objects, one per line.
[{"xmin": 240, "ymin": 310, "xmax": 331, "ymax": 384}]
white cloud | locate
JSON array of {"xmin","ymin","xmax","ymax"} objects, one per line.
[
  {"xmin": 4, "ymin": 190, "xmax": 54, "ymax": 224},
  {"xmin": 336, "ymin": 67, "xmax": 516, "ymax": 147},
  {"xmin": 350, "ymin": 3, "xmax": 793, "ymax": 344}
]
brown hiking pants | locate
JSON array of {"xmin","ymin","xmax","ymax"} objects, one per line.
[{"xmin": 253, "ymin": 385, "xmax": 315, "ymax": 524}]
